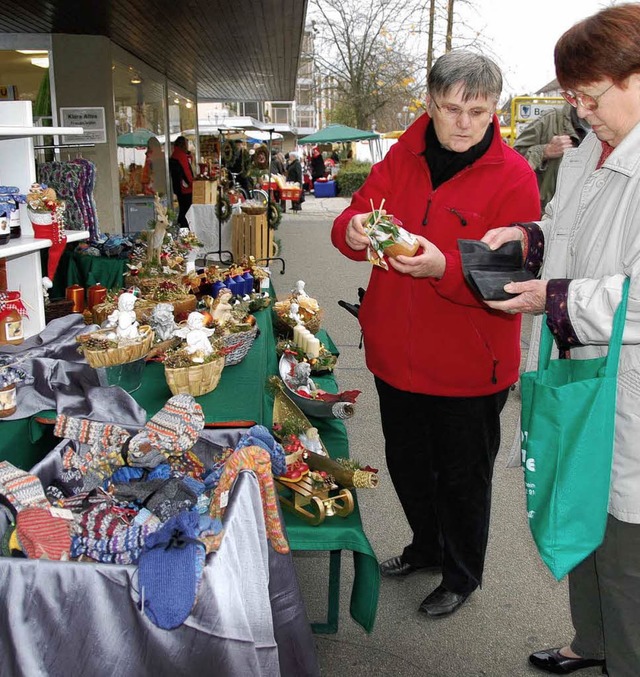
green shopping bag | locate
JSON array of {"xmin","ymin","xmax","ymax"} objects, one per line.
[{"xmin": 520, "ymin": 278, "xmax": 629, "ymax": 580}]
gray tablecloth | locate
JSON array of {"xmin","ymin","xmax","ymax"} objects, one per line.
[{"xmin": 0, "ymin": 442, "xmax": 319, "ymax": 677}]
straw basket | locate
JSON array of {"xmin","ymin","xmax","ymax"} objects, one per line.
[
  {"xmin": 81, "ymin": 326, "xmax": 154, "ymax": 368},
  {"xmin": 273, "ymin": 309, "xmax": 323, "ymax": 337},
  {"xmin": 164, "ymin": 357, "xmax": 225, "ymax": 396},
  {"xmin": 223, "ymin": 324, "xmax": 259, "ymax": 366},
  {"xmin": 240, "ymin": 204, "xmax": 267, "ymax": 216}
]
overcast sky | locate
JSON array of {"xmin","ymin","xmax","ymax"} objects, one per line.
[{"xmin": 460, "ymin": 0, "xmax": 625, "ymax": 95}]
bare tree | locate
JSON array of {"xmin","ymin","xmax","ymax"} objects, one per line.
[{"xmin": 309, "ymin": 0, "xmax": 493, "ymax": 131}]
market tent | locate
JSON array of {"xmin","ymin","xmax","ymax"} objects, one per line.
[
  {"xmin": 117, "ymin": 128, "xmax": 156, "ymax": 148},
  {"xmin": 298, "ymin": 124, "xmax": 379, "ymax": 144}
]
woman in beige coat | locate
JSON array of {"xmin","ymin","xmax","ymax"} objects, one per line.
[{"xmin": 482, "ymin": 4, "xmax": 640, "ymax": 676}]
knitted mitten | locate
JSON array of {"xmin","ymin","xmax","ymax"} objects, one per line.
[
  {"xmin": 235, "ymin": 425, "xmax": 286, "ymax": 476},
  {"xmin": 129, "ymin": 395, "xmax": 205, "ymax": 466},
  {"xmin": 211, "ymin": 446, "xmax": 289, "ymax": 554},
  {"xmin": 16, "ymin": 507, "xmax": 71, "ymax": 560},
  {"xmin": 138, "ymin": 511, "xmax": 204, "ymax": 629}
]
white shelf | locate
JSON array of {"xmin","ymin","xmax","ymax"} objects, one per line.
[
  {"xmin": 0, "ymin": 231, "xmax": 89, "ymax": 260},
  {"xmin": 0, "ymin": 126, "xmax": 84, "ymax": 141}
]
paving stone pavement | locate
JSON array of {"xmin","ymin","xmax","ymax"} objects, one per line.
[{"xmin": 272, "ymin": 194, "xmax": 599, "ymax": 677}]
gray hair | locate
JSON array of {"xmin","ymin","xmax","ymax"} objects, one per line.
[{"xmin": 428, "ymin": 50, "xmax": 502, "ymax": 103}]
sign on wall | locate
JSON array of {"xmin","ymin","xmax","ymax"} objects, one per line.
[{"xmin": 60, "ymin": 107, "xmax": 107, "ymax": 144}]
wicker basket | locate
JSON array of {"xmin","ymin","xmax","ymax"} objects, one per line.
[
  {"xmin": 45, "ymin": 298, "xmax": 75, "ymax": 323},
  {"xmin": 164, "ymin": 357, "xmax": 225, "ymax": 396},
  {"xmin": 223, "ymin": 324, "xmax": 259, "ymax": 366},
  {"xmin": 81, "ymin": 326, "xmax": 154, "ymax": 368},
  {"xmin": 273, "ymin": 309, "xmax": 322, "ymax": 337},
  {"xmin": 240, "ymin": 204, "xmax": 267, "ymax": 215}
]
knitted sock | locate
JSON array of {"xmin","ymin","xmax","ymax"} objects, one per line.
[
  {"xmin": 77, "ymin": 502, "xmax": 138, "ymax": 540},
  {"xmin": 138, "ymin": 511, "xmax": 204, "ymax": 629},
  {"xmin": 235, "ymin": 425, "xmax": 286, "ymax": 476},
  {"xmin": 0, "ymin": 461, "xmax": 50, "ymax": 514},
  {"xmin": 16, "ymin": 507, "xmax": 71, "ymax": 560},
  {"xmin": 129, "ymin": 395, "xmax": 205, "ymax": 463},
  {"xmin": 202, "ymin": 448, "xmax": 234, "ymax": 490},
  {"xmin": 54, "ymin": 416, "xmax": 130, "ymax": 450},
  {"xmin": 211, "ymin": 446, "xmax": 289, "ymax": 554},
  {"xmin": 71, "ymin": 520, "xmax": 160, "ymax": 565},
  {"xmin": 168, "ymin": 451, "xmax": 205, "ymax": 479},
  {"xmin": 144, "ymin": 479, "xmax": 198, "ymax": 522},
  {"xmin": 198, "ymin": 515, "xmax": 224, "ymax": 555}
]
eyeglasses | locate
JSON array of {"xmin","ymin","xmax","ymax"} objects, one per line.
[
  {"xmin": 431, "ymin": 99, "xmax": 493, "ymax": 121},
  {"xmin": 560, "ymin": 83, "xmax": 615, "ymax": 111}
]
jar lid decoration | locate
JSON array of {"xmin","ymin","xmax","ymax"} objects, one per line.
[{"xmin": 0, "ymin": 291, "xmax": 28, "ymax": 320}]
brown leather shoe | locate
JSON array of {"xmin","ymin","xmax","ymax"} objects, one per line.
[
  {"xmin": 529, "ymin": 648, "xmax": 605, "ymax": 674},
  {"xmin": 379, "ymin": 555, "xmax": 440, "ymax": 578}
]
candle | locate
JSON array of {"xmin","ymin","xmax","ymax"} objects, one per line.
[
  {"xmin": 65, "ymin": 284, "xmax": 85, "ymax": 313},
  {"xmin": 292, "ymin": 324, "xmax": 303, "ymax": 348},
  {"xmin": 307, "ymin": 337, "xmax": 321, "ymax": 358},
  {"xmin": 300, "ymin": 329, "xmax": 313, "ymax": 353}
]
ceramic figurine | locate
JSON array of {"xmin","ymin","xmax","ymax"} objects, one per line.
[
  {"xmin": 289, "ymin": 301, "xmax": 303, "ymax": 325},
  {"xmin": 149, "ymin": 302, "xmax": 177, "ymax": 341},
  {"xmin": 293, "ymin": 280, "xmax": 308, "ymax": 298},
  {"xmin": 107, "ymin": 292, "xmax": 140, "ymax": 340},
  {"xmin": 210, "ymin": 288, "xmax": 234, "ymax": 326},
  {"xmin": 174, "ymin": 311, "xmax": 215, "ymax": 362}
]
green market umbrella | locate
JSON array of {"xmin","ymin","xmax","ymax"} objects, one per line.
[
  {"xmin": 299, "ymin": 124, "xmax": 379, "ymax": 144},
  {"xmin": 117, "ymin": 128, "xmax": 156, "ymax": 148}
]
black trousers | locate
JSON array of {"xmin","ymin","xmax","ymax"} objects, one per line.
[
  {"xmin": 375, "ymin": 377, "xmax": 509, "ymax": 595},
  {"xmin": 176, "ymin": 192, "xmax": 193, "ymax": 229}
]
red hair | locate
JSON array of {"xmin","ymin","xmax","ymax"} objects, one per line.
[{"xmin": 555, "ymin": 3, "xmax": 640, "ymax": 90}]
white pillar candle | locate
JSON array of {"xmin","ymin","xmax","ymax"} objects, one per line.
[
  {"xmin": 292, "ymin": 324, "xmax": 303, "ymax": 348},
  {"xmin": 300, "ymin": 329, "xmax": 313, "ymax": 353},
  {"xmin": 307, "ymin": 337, "xmax": 321, "ymax": 358}
]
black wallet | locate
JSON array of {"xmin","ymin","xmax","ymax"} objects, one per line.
[{"xmin": 458, "ymin": 239, "xmax": 534, "ymax": 300}]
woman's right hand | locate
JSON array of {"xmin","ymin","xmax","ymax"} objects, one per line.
[
  {"xmin": 345, "ymin": 213, "xmax": 371, "ymax": 251},
  {"xmin": 481, "ymin": 226, "xmax": 524, "ymax": 251}
]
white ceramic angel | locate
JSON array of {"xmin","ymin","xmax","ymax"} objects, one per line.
[
  {"xmin": 106, "ymin": 292, "xmax": 139, "ymax": 340},
  {"xmin": 288, "ymin": 361, "xmax": 316, "ymax": 395},
  {"xmin": 149, "ymin": 302, "xmax": 176, "ymax": 341},
  {"xmin": 293, "ymin": 280, "xmax": 308, "ymax": 298},
  {"xmin": 289, "ymin": 301, "xmax": 303, "ymax": 325},
  {"xmin": 299, "ymin": 427, "xmax": 325, "ymax": 455},
  {"xmin": 174, "ymin": 311, "xmax": 215, "ymax": 362}
]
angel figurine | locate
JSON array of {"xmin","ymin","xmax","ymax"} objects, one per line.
[
  {"xmin": 293, "ymin": 280, "xmax": 308, "ymax": 298},
  {"xmin": 289, "ymin": 301, "xmax": 303, "ymax": 325},
  {"xmin": 106, "ymin": 292, "xmax": 139, "ymax": 340},
  {"xmin": 149, "ymin": 302, "xmax": 176, "ymax": 341},
  {"xmin": 210, "ymin": 288, "xmax": 234, "ymax": 326},
  {"xmin": 174, "ymin": 312, "xmax": 215, "ymax": 362},
  {"xmin": 288, "ymin": 361, "xmax": 316, "ymax": 395}
]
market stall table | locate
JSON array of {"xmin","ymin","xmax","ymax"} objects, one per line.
[{"xmin": 0, "ymin": 308, "xmax": 380, "ymax": 634}]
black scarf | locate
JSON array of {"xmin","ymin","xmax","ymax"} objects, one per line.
[{"xmin": 424, "ymin": 120, "xmax": 494, "ymax": 189}]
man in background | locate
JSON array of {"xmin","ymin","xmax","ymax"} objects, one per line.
[{"xmin": 514, "ymin": 102, "xmax": 590, "ymax": 211}]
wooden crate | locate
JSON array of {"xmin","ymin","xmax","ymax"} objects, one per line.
[
  {"xmin": 192, "ymin": 180, "xmax": 217, "ymax": 204},
  {"xmin": 231, "ymin": 212, "xmax": 270, "ymax": 260}
]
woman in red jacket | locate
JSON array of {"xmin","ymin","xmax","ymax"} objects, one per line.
[
  {"xmin": 169, "ymin": 136, "xmax": 194, "ymax": 229},
  {"xmin": 332, "ymin": 50, "xmax": 540, "ymax": 617}
]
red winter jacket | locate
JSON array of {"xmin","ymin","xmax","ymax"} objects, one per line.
[{"xmin": 331, "ymin": 113, "xmax": 540, "ymax": 397}]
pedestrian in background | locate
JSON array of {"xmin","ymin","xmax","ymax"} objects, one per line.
[
  {"xmin": 169, "ymin": 136, "xmax": 193, "ymax": 229},
  {"xmin": 332, "ymin": 50, "xmax": 539, "ymax": 618},
  {"xmin": 514, "ymin": 102, "xmax": 590, "ymax": 210}
]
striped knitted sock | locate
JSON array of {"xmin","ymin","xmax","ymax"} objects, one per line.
[
  {"xmin": 211, "ymin": 446, "xmax": 289, "ymax": 554},
  {"xmin": 0, "ymin": 461, "xmax": 50, "ymax": 514},
  {"xmin": 129, "ymin": 395, "xmax": 204, "ymax": 464},
  {"xmin": 16, "ymin": 507, "xmax": 71, "ymax": 560}
]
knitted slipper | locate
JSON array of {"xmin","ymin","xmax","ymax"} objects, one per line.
[{"xmin": 137, "ymin": 511, "xmax": 204, "ymax": 629}]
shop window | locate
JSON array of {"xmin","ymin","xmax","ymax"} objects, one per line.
[
  {"xmin": 0, "ymin": 50, "xmax": 52, "ymax": 123},
  {"xmin": 272, "ymin": 106, "xmax": 291, "ymax": 125}
]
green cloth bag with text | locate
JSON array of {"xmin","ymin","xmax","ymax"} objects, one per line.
[{"xmin": 520, "ymin": 277, "xmax": 629, "ymax": 580}]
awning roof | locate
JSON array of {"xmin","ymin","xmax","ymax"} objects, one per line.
[
  {"xmin": 299, "ymin": 124, "xmax": 379, "ymax": 144},
  {"xmin": 0, "ymin": 0, "xmax": 308, "ymax": 101}
]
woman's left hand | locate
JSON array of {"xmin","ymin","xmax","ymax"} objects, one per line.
[
  {"xmin": 389, "ymin": 235, "xmax": 446, "ymax": 278},
  {"xmin": 485, "ymin": 279, "xmax": 549, "ymax": 315}
]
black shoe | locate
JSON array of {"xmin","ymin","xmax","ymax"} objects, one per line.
[
  {"xmin": 418, "ymin": 585, "xmax": 469, "ymax": 617},
  {"xmin": 529, "ymin": 648, "xmax": 605, "ymax": 674},
  {"xmin": 379, "ymin": 555, "xmax": 440, "ymax": 578}
]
